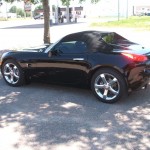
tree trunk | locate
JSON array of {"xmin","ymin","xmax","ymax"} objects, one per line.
[
  {"xmin": 43, "ymin": 0, "xmax": 50, "ymax": 43},
  {"xmin": 66, "ymin": 5, "xmax": 70, "ymax": 23}
]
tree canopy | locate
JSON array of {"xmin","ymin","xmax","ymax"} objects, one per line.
[
  {"xmin": 61, "ymin": 0, "xmax": 100, "ymax": 6},
  {"xmin": 4, "ymin": 0, "xmax": 100, "ymax": 5}
]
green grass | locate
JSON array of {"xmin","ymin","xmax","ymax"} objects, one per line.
[
  {"xmin": 0, "ymin": 18, "xmax": 8, "ymax": 21},
  {"xmin": 91, "ymin": 16, "xmax": 150, "ymax": 30},
  {"xmin": 0, "ymin": 17, "xmax": 33, "ymax": 21}
]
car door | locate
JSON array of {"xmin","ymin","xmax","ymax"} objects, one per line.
[
  {"xmin": 36, "ymin": 40, "xmax": 90, "ymax": 84},
  {"xmin": 49, "ymin": 40, "xmax": 89, "ymax": 83}
]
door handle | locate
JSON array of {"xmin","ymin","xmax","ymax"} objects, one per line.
[{"xmin": 73, "ymin": 58, "xmax": 84, "ymax": 61}]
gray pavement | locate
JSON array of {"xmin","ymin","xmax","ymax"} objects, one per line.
[
  {"xmin": 0, "ymin": 20, "xmax": 150, "ymax": 150},
  {"xmin": 0, "ymin": 71, "xmax": 150, "ymax": 150}
]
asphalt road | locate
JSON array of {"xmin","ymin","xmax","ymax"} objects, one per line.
[{"xmin": 0, "ymin": 20, "xmax": 150, "ymax": 150}]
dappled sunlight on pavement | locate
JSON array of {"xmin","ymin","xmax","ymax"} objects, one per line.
[{"xmin": 0, "ymin": 71, "xmax": 150, "ymax": 150}]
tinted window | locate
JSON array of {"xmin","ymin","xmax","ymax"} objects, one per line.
[
  {"xmin": 54, "ymin": 41, "xmax": 87, "ymax": 54},
  {"xmin": 101, "ymin": 32, "xmax": 133, "ymax": 45}
]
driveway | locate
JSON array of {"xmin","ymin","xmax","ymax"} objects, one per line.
[{"xmin": 0, "ymin": 71, "xmax": 150, "ymax": 150}]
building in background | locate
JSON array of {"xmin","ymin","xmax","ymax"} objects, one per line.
[{"xmin": 134, "ymin": 6, "xmax": 150, "ymax": 16}]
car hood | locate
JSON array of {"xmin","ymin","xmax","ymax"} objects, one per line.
[
  {"xmin": 0, "ymin": 44, "xmax": 50, "ymax": 60},
  {"xmin": 2, "ymin": 44, "xmax": 50, "ymax": 54},
  {"xmin": 22, "ymin": 44, "xmax": 50, "ymax": 52}
]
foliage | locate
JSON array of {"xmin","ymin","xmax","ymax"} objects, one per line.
[
  {"xmin": 80, "ymin": 0, "xmax": 100, "ymax": 3},
  {"xmin": 4, "ymin": 0, "xmax": 41, "ymax": 4},
  {"xmin": 61, "ymin": 0, "xmax": 70, "ymax": 6},
  {"xmin": 34, "ymin": 4, "xmax": 43, "ymax": 15},
  {"xmin": 9, "ymin": 6, "xmax": 25, "ymax": 17},
  {"xmin": 17, "ymin": 8, "xmax": 25, "ymax": 17},
  {"xmin": 61, "ymin": 0, "xmax": 100, "ymax": 6},
  {"xmin": 25, "ymin": 11, "xmax": 31, "ymax": 17},
  {"xmin": 35, "ymin": 4, "xmax": 43, "ymax": 10},
  {"xmin": 9, "ymin": 5, "xmax": 17, "ymax": 13}
]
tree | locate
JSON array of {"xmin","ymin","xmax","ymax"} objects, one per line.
[
  {"xmin": 9, "ymin": 6, "xmax": 25, "ymax": 17},
  {"xmin": 17, "ymin": 8, "xmax": 25, "ymax": 17},
  {"xmin": 34, "ymin": 4, "xmax": 43, "ymax": 16},
  {"xmin": 4, "ymin": 0, "xmax": 100, "ymax": 44},
  {"xmin": 34, "ymin": 4, "xmax": 43, "ymax": 10},
  {"xmin": 9, "ymin": 5, "xmax": 17, "ymax": 13},
  {"xmin": 42, "ymin": 0, "xmax": 50, "ymax": 43},
  {"xmin": 61, "ymin": 0, "xmax": 100, "ymax": 5}
]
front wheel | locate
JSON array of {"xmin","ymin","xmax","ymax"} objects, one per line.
[
  {"xmin": 91, "ymin": 69, "xmax": 127, "ymax": 103},
  {"xmin": 1, "ymin": 59, "xmax": 25, "ymax": 87}
]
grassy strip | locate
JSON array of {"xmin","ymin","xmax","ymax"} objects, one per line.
[
  {"xmin": 0, "ymin": 18, "xmax": 8, "ymax": 21},
  {"xmin": 91, "ymin": 16, "xmax": 150, "ymax": 30},
  {"xmin": 0, "ymin": 17, "xmax": 33, "ymax": 21}
]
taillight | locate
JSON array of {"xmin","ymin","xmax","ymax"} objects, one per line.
[{"xmin": 121, "ymin": 53, "xmax": 148, "ymax": 62}]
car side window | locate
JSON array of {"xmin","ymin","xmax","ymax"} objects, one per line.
[{"xmin": 54, "ymin": 41, "xmax": 87, "ymax": 54}]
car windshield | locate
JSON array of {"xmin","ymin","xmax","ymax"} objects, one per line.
[
  {"xmin": 45, "ymin": 43, "xmax": 56, "ymax": 53},
  {"xmin": 44, "ymin": 38, "xmax": 64, "ymax": 53}
]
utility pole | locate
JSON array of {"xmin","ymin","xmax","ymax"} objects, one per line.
[
  {"xmin": 55, "ymin": 0, "xmax": 59, "ymax": 24},
  {"xmin": 72, "ymin": 0, "xmax": 76, "ymax": 22},
  {"xmin": 118, "ymin": 0, "xmax": 120, "ymax": 21},
  {"xmin": 5, "ymin": 1, "xmax": 8, "ymax": 19},
  {"xmin": 0, "ymin": 0, "xmax": 2, "ymax": 7},
  {"xmin": 126, "ymin": 0, "xmax": 128, "ymax": 19}
]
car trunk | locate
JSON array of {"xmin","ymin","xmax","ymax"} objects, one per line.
[{"xmin": 112, "ymin": 43, "xmax": 150, "ymax": 58}]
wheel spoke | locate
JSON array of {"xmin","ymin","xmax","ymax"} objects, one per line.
[
  {"xmin": 95, "ymin": 83, "xmax": 105, "ymax": 89},
  {"xmin": 4, "ymin": 72, "xmax": 11, "ymax": 76},
  {"xmin": 109, "ymin": 78, "xmax": 117, "ymax": 86},
  {"xmin": 13, "ymin": 66, "xmax": 19, "ymax": 79},
  {"xmin": 5, "ymin": 64, "xmax": 12, "ymax": 72},
  {"xmin": 100, "ymin": 74, "xmax": 107, "ymax": 84},
  {"xmin": 103, "ymin": 89, "xmax": 108, "ymax": 99},
  {"xmin": 109, "ymin": 87, "xmax": 118, "ymax": 95},
  {"xmin": 10, "ymin": 75, "xmax": 14, "ymax": 84},
  {"xmin": 13, "ymin": 66, "xmax": 17, "ymax": 71},
  {"xmin": 13, "ymin": 73, "xmax": 19, "ymax": 79}
]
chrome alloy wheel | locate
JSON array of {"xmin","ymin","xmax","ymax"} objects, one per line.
[
  {"xmin": 94, "ymin": 73, "xmax": 120, "ymax": 101},
  {"xmin": 3, "ymin": 63, "xmax": 20, "ymax": 85}
]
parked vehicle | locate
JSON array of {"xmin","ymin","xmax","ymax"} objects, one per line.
[
  {"xmin": 33, "ymin": 14, "xmax": 44, "ymax": 20},
  {"xmin": 1, "ymin": 31, "xmax": 150, "ymax": 103}
]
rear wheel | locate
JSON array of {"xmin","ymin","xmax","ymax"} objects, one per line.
[
  {"xmin": 2, "ymin": 59, "xmax": 25, "ymax": 86},
  {"xmin": 91, "ymin": 68, "xmax": 127, "ymax": 103}
]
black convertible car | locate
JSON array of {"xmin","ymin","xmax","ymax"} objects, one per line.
[{"xmin": 0, "ymin": 31, "xmax": 150, "ymax": 103}]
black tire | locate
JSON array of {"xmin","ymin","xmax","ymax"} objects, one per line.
[
  {"xmin": 1, "ymin": 59, "xmax": 25, "ymax": 87},
  {"xmin": 91, "ymin": 68, "xmax": 127, "ymax": 103}
]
